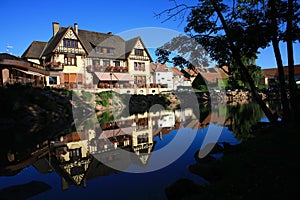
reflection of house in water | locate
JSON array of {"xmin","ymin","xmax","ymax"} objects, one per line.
[
  {"xmin": 50, "ymin": 132, "xmax": 92, "ymax": 190},
  {"xmin": 41, "ymin": 108, "xmax": 201, "ymax": 189}
]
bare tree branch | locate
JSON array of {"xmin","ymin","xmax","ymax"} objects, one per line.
[{"xmin": 154, "ymin": 3, "xmax": 198, "ymax": 25}]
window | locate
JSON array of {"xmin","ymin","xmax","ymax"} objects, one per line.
[
  {"xmin": 103, "ymin": 60, "xmax": 110, "ymax": 66},
  {"xmin": 134, "ymin": 62, "xmax": 145, "ymax": 71},
  {"xmin": 69, "ymin": 148, "xmax": 82, "ymax": 161},
  {"xmin": 64, "ymin": 56, "xmax": 76, "ymax": 65},
  {"xmin": 134, "ymin": 49, "xmax": 144, "ymax": 56},
  {"xmin": 92, "ymin": 59, "xmax": 100, "ymax": 66},
  {"xmin": 134, "ymin": 76, "xmax": 146, "ymax": 85},
  {"xmin": 63, "ymin": 39, "xmax": 78, "ymax": 48},
  {"xmin": 49, "ymin": 77, "xmax": 57, "ymax": 85},
  {"xmin": 107, "ymin": 48, "xmax": 114, "ymax": 54},
  {"xmin": 114, "ymin": 61, "xmax": 120, "ymax": 67},
  {"xmin": 137, "ymin": 134, "xmax": 148, "ymax": 144},
  {"xmin": 96, "ymin": 47, "xmax": 114, "ymax": 54}
]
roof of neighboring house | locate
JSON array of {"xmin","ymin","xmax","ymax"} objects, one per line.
[
  {"xmin": 283, "ymin": 65, "xmax": 300, "ymax": 75},
  {"xmin": 180, "ymin": 66, "xmax": 228, "ymax": 83},
  {"xmin": 262, "ymin": 68, "xmax": 278, "ymax": 78},
  {"xmin": 220, "ymin": 65, "xmax": 230, "ymax": 74},
  {"xmin": 21, "ymin": 41, "xmax": 47, "ymax": 59},
  {"xmin": 181, "ymin": 68, "xmax": 198, "ymax": 77},
  {"xmin": 170, "ymin": 67, "xmax": 184, "ymax": 76},
  {"xmin": 0, "ymin": 53, "xmax": 24, "ymax": 61},
  {"xmin": 199, "ymin": 67, "xmax": 228, "ymax": 83},
  {"xmin": 262, "ymin": 65, "xmax": 300, "ymax": 78},
  {"xmin": 150, "ymin": 63, "xmax": 170, "ymax": 73}
]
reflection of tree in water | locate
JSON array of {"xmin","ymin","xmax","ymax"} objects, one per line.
[
  {"xmin": 226, "ymin": 103, "xmax": 264, "ymax": 142},
  {"xmin": 199, "ymin": 104, "xmax": 211, "ymax": 122}
]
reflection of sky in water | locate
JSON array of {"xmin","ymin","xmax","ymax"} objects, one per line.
[{"xmin": 0, "ymin": 123, "xmax": 239, "ymax": 200}]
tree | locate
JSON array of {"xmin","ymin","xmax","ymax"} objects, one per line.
[
  {"xmin": 155, "ymin": 34, "xmax": 211, "ymax": 69},
  {"xmin": 285, "ymin": 0, "xmax": 300, "ymax": 123},
  {"xmin": 156, "ymin": 0, "xmax": 278, "ymax": 123},
  {"xmin": 237, "ymin": 0, "xmax": 300, "ymax": 123},
  {"xmin": 228, "ymin": 56, "xmax": 263, "ymax": 90},
  {"xmin": 156, "ymin": 0, "xmax": 300, "ymax": 123}
]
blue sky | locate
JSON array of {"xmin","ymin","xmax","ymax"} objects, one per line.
[{"xmin": 0, "ymin": 0, "xmax": 299, "ymax": 69}]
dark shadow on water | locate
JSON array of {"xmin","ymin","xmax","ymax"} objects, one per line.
[{"xmin": 0, "ymin": 181, "xmax": 52, "ymax": 200}]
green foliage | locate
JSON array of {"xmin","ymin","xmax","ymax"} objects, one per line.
[
  {"xmin": 217, "ymin": 78, "xmax": 227, "ymax": 89},
  {"xmin": 97, "ymin": 91, "xmax": 113, "ymax": 107},
  {"xmin": 81, "ymin": 90, "xmax": 94, "ymax": 102},
  {"xmin": 97, "ymin": 111, "xmax": 114, "ymax": 126},
  {"xmin": 227, "ymin": 103, "xmax": 264, "ymax": 142},
  {"xmin": 192, "ymin": 75, "xmax": 208, "ymax": 91}
]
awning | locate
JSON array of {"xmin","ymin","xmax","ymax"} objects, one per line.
[
  {"xmin": 14, "ymin": 68, "xmax": 45, "ymax": 77},
  {"xmin": 94, "ymin": 72, "xmax": 133, "ymax": 81}
]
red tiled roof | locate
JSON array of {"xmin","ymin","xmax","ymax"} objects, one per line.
[
  {"xmin": 170, "ymin": 67, "xmax": 184, "ymax": 75},
  {"xmin": 262, "ymin": 65, "xmax": 300, "ymax": 78},
  {"xmin": 199, "ymin": 67, "xmax": 228, "ymax": 83},
  {"xmin": 262, "ymin": 68, "xmax": 278, "ymax": 78},
  {"xmin": 150, "ymin": 63, "xmax": 170, "ymax": 72}
]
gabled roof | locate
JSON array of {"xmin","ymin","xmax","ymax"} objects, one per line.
[
  {"xmin": 42, "ymin": 27, "xmax": 69, "ymax": 56},
  {"xmin": 125, "ymin": 37, "xmax": 138, "ymax": 58},
  {"xmin": 125, "ymin": 37, "xmax": 153, "ymax": 62},
  {"xmin": 22, "ymin": 41, "xmax": 47, "ymax": 59},
  {"xmin": 42, "ymin": 26, "xmax": 88, "ymax": 56}
]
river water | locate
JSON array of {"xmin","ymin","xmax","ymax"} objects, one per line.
[{"xmin": 0, "ymin": 101, "xmax": 269, "ymax": 199}]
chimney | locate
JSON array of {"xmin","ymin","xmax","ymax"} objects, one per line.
[
  {"xmin": 52, "ymin": 22, "xmax": 60, "ymax": 36},
  {"xmin": 74, "ymin": 23, "xmax": 78, "ymax": 34}
]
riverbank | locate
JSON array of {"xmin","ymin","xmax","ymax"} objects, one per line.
[{"xmin": 165, "ymin": 122, "xmax": 300, "ymax": 199}]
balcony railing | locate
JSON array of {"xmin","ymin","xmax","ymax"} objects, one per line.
[
  {"xmin": 87, "ymin": 65, "xmax": 128, "ymax": 73},
  {"xmin": 56, "ymin": 46, "xmax": 85, "ymax": 54},
  {"xmin": 45, "ymin": 62, "xmax": 64, "ymax": 71},
  {"xmin": 129, "ymin": 55, "xmax": 150, "ymax": 61}
]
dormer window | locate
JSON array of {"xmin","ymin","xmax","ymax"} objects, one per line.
[
  {"xmin": 134, "ymin": 49, "xmax": 144, "ymax": 56},
  {"xmin": 96, "ymin": 47, "xmax": 114, "ymax": 54},
  {"xmin": 63, "ymin": 39, "xmax": 78, "ymax": 48}
]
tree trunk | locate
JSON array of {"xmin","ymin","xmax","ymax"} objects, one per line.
[
  {"xmin": 272, "ymin": 39, "xmax": 290, "ymax": 122},
  {"xmin": 269, "ymin": 0, "xmax": 290, "ymax": 123},
  {"xmin": 212, "ymin": 2, "xmax": 277, "ymax": 124},
  {"xmin": 287, "ymin": 0, "xmax": 297, "ymax": 123}
]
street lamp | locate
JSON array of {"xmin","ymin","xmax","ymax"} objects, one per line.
[{"xmin": 110, "ymin": 70, "xmax": 113, "ymax": 90}]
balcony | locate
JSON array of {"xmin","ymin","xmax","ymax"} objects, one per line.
[
  {"xmin": 129, "ymin": 55, "xmax": 150, "ymax": 61},
  {"xmin": 87, "ymin": 65, "xmax": 128, "ymax": 73},
  {"xmin": 45, "ymin": 61, "xmax": 64, "ymax": 71},
  {"xmin": 55, "ymin": 46, "xmax": 85, "ymax": 54}
]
